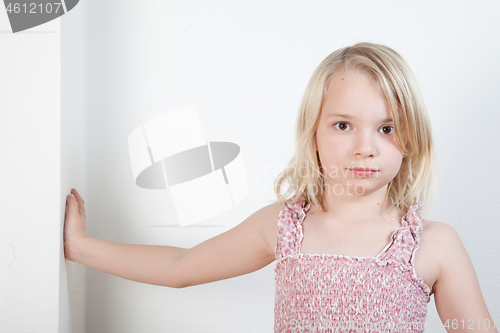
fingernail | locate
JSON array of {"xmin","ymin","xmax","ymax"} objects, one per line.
[{"xmin": 68, "ymin": 194, "xmax": 74, "ymax": 198}]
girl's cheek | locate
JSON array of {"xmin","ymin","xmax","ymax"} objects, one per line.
[{"xmin": 329, "ymin": 135, "xmax": 349, "ymax": 146}]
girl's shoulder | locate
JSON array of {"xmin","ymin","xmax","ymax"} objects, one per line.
[
  {"xmin": 420, "ymin": 219, "xmax": 460, "ymax": 249},
  {"xmin": 416, "ymin": 219, "xmax": 463, "ymax": 295},
  {"xmin": 417, "ymin": 218, "xmax": 488, "ymax": 317},
  {"xmin": 420, "ymin": 219, "xmax": 460, "ymax": 262},
  {"xmin": 421, "ymin": 219, "xmax": 468, "ymax": 266},
  {"xmin": 257, "ymin": 198, "xmax": 307, "ymax": 258},
  {"xmin": 254, "ymin": 201, "xmax": 284, "ymax": 259}
]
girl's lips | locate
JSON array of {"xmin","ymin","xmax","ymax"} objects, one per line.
[
  {"xmin": 348, "ymin": 168, "xmax": 378, "ymax": 177},
  {"xmin": 349, "ymin": 167, "xmax": 378, "ymax": 172}
]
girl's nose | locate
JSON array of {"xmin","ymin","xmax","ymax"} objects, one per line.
[{"xmin": 353, "ymin": 131, "xmax": 376, "ymax": 158}]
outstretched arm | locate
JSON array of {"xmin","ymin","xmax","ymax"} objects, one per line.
[
  {"xmin": 64, "ymin": 188, "xmax": 280, "ymax": 288},
  {"xmin": 433, "ymin": 224, "xmax": 498, "ymax": 332}
]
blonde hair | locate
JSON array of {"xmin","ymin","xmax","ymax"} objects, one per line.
[{"xmin": 273, "ymin": 42, "xmax": 437, "ymax": 215}]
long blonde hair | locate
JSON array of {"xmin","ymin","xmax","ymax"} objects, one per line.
[{"xmin": 274, "ymin": 42, "xmax": 437, "ymax": 215}]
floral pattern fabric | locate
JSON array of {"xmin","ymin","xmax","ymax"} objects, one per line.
[{"xmin": 274, "ymin": 195, "xmax": 431, "ymax": 332}]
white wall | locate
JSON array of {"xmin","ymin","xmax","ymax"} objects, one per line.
[
  {"xmin": 0, "ymin": 14, "xmax": 62, "ymax": 333},
  {"xmin": 0, "ymin": 3, "xmax": 88, "ymax": 332},
  {"xmin": 1, "ymin": 1, "xmax": 499, "ymax": 332},
  {"xmin": 60, "ymin": 1, "xmax": 89, "ymax": 332}
]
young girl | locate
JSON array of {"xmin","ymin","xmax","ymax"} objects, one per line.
[{"xmin": 64, "ymin": 43, "xmax": 497, "ymax": 332}]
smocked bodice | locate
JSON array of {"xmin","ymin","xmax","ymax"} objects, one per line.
[{"xmin": 274, "ymin": 196, "xmax": 430, "ymax": 332}]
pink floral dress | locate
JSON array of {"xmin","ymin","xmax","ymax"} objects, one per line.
[{"xmin": 274, "ymin": 195, "xmax": 431, "ymax": 332}]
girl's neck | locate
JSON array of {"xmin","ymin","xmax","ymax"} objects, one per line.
[{"xmin": 317, "ymin": 186, "xmax": 401, "ymax": 224}]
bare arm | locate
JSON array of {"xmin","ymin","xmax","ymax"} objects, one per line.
[
  {"xmin": 433, "ymin": 224, "xmax": 498, "ymax": 332},
  {"xmin": 173, "ymin": 201, "xmax": 280, "ymax": 288},
  {"xmin": 64, "ymin": 189, "xmax": 280, "ymax": 289}
]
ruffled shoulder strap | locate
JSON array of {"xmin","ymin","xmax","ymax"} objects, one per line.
[
  {"xmin": 275, "ymin": 194, "xmax": 310, "ymax": 260},
  {"xmin": 379, "ymin": 202, "xmax": 425, "ymax": 268},
  {"xmin": 381, "ymin": 202, "xmax": 431, "ymax": 301},
  {"xmin": 401, "ymin": 202, "xmax": 424, "ymax": 237}
]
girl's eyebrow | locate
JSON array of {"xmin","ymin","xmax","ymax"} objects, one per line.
[{"xmin": 326, "ymin": 113, "xmax": 393, "ymax": 123}]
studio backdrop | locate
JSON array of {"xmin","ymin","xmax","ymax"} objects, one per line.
[{"xmin": 1, "ymin": 1, "xmax": 499, "ymax": 332}]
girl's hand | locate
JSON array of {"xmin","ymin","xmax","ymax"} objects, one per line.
[{"xmin": 63, "ymin": 188, "xmax": 88, "ymax": 261}]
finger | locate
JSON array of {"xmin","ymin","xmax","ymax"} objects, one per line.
[
  {"xmin": 66, "ymin": 194, "xmax": 79, "ymax": 217},
  {"xmin": 71, "ymin": 188, "xmax": 85, "ymax": 205},
  {"xmin": 70, "ymin": 189, "xmax": 86, "ymax": 217}
]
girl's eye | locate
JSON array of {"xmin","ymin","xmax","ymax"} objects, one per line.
[
  {"xmin": 334, "ymin": 122, "xmax": 351, "ymax": 131},
  {"xmin": 333, "ymin": 122, "xmax": 394, "ymax": 134},
  {"xmin": 379, "ymin": 126, "xmax": 394, "ymax": 135}
]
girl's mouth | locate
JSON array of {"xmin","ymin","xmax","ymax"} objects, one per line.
[{"xmin": 348, "ymin": 168, "xmax": 378, "ymax": 177}]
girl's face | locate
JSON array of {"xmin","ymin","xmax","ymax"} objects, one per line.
[{"xmin": 315, "ymin": 70, "xmax": 404, "ymax": 198}]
